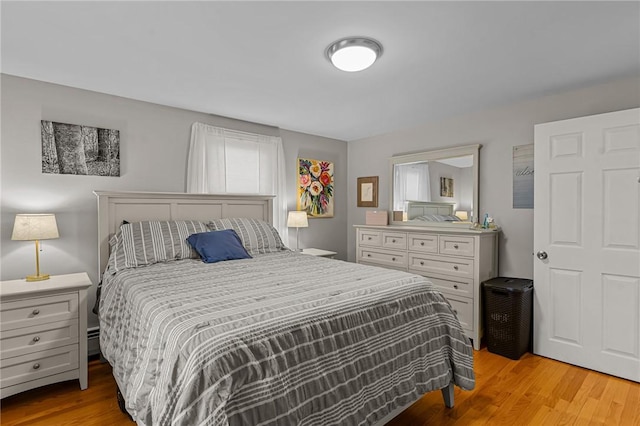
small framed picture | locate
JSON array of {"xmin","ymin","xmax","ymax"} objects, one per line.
[
  {"xmin": 440, "ymin": 177, "xmax": 454, "ymax": 197},
  {"xmin": 357, "ymin": 176, "xmax": 378, "ymax": 207}
]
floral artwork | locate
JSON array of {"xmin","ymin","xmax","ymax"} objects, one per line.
[{"xmin": 297, "ymin": 158, "xmax": 334, "ymax": 218}]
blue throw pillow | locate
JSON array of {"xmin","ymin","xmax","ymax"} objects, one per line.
[{"xmin": 187, "ymin": 229, "xmax": 252, "ymax": 264}]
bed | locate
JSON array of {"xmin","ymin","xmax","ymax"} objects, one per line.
[{"xmin": 95, "ymin": 191, "xmax": 475, "ymax": 426}]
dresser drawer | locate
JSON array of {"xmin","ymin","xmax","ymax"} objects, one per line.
[
  {"xmin": 358, "ymin": 230, "xmax": 382, "ymax": 247},
  {"xmin": 382, "ymin": 232, "xmax": 407, "ymax": 250},
  {"xmin": 439, "ymin": 235, "xmax": 475, "ymax": 257},
  {"xmin": 0, "ymin": 293, "xmax": 78, "ymax": 332},
  {"xmin": 408, "ymin": 254, "xmax": 474, "ymax": 279},
  {"xmin": 1, "ymin": 320, "xmax": 79, "ymax": 360},
  {"xmin": 358, "ymin": 248, "xmax": 408, "ymax": 269},
  {"xmin": 0, "ymin": 344, "xmax": 79, "ymax": 389},
  {"xmin": 423, "ymin": 273, "xmax": 473, "ymax": 298},
  {"xmin": 445, "ymin": 295, "xmax": 473, "ymax": 332},
  {"xmin": 408, "ymin": 234, "xmax": 438, "ymax": 253}
]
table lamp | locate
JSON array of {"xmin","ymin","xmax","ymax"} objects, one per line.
[
  {"xmin": 455, "ymin": 210, "xmax": 469, "ymax": 221},
  {"xmin": 12, "ymin": 213, "xmax": 59, "ymax": 281},
  {"xmin": 287, "ymin": 211, "xmax": 308, "ymax": 252}
]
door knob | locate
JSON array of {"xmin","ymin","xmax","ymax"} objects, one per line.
[{"xmin": 536, "ymin": 251, "xmax": 548, "ymax": 260}]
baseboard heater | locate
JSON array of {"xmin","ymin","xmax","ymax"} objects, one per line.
[{"xmin": 88, "ymin": 326, "xmax": 101, "ymax": 356}]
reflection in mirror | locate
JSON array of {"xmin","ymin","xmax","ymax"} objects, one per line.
[{"xmin": 390, "ymin": 144, "xmax": 480, "ymax": 227}]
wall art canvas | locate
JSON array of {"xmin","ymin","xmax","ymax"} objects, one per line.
[
  {"xmin": 297, "ymin": 158, "xmax": 334, "ymax": 218},
  {"xmin": 41, "ymin": 120, "xmax": 120, "ymax": 176},
  {"xmin": 513, "ymin": 144, "xmax": 534, "ymax": 208},
  {"xmin": 440, "ymin": 177, "xmax": 454, "ymax": 197}
]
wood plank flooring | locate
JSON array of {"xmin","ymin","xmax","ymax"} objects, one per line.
[{"xmin": 1, "ymin": 349, "xmax": 638, "ymax": 425}]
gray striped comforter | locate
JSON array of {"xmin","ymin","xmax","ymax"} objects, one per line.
[{"xmin": 99, "ymin": 251, "xmax": 474, "ymax": 426}]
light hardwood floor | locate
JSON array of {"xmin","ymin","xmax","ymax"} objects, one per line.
[{"xmin": 1, "ymin": 349, "xmax": 638, "ymax": 425}]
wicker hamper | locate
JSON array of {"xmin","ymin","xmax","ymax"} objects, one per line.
[{"xmin": 482, "ymin": 277, "xmax": 534, "ymax": 360}]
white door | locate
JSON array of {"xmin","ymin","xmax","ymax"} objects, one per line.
[{"xmin": 533, "ymin": 108, "xmax": 640, "ymax": 382}]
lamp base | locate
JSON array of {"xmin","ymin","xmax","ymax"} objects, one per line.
[{"xmin": 26, "ymin": 273, "xmax": 50, "ymax": 282}]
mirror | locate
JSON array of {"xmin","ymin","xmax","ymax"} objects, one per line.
[{"xmin": 389, "ymin": 144, "xmax": 480, "ymax": 227}]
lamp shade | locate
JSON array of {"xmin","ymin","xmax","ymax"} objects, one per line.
[
  {"xmin": 12, "ymin": 214, "xmax": 59, "ymax": 241},
  {"xmin": 455, "ymin": 210, "xmax": 469, "ymax": 221},
  {"xmin": 287, "ymin": 211, "xmax": 309, "ymax": 228}
]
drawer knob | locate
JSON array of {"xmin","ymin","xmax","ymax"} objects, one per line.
[
  {"xmin": 33, "ymin": 363, "xmax": 40, "ymax": 370},
  {"xmin": 32, "ymin": 309, "xmax": 40, "ymax": 316},
  {"xmin": 453, "ymin": 284, "xmax": 459, "ymax": 289},
  {"xmin": 391, "ymin": 257, "xmax": 396, "ymax": 261},
  {"xmin": 420, "ymin": 242, "xmax": 425, "ymax": 246},
  {"xmin": 367, "ymin": 254, "xmax": 371, "ymax": 257},
  {"xmin": 454, "ymin": 244, "xmax": 459, "ymax": 249},
  {"xmin": 368, "ymin": 237, "xmax": 372, "ymax": 240},
  {"xmin": 392, "ymin": 239, "xmax": 396, "ymax": 243},
  {"xmin": 33, "ymin": 336, "xmax": 41, "ymax": 342},
  {"xmin": 453, "ymin": 265, "xmax": 459, "ymax": 270},
  {"xmin": 420, "ymin": 261, "xmax": 424, "ymax": 266}
]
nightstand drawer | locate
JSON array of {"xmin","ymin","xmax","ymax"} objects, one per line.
[
  {"xmin": 439, "ymin": 235, "xmax": 475, "ymax": 257},
  {"xmin": 408, "ymin": 254, "xmax": 474, "ymax": 279},
  {"xmin": 446, "ymin": 296, "xmax": 473, "ymax": 332},
  {"xmin": 359, "ymin": 248, "xmax": 408, "ymax": 269},
  {"xmin": 408, "ymin": 234, "xmax": 438, "ymax": 253},
  {"xmin": 1, "ymin": 320, "xmax": 79, "ymax": 360},
  {"xmin": 0, "ymin": 293, "xmax": 78, "ymax": 332},
  {"xmin": 358, "ymin": 230, "xmax": 382, "ymax": 247},
  {"xmin": 0, "ymin": 344, "xmax": 79, "ymax": 389}
]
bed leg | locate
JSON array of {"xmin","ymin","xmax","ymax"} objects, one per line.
[
  {"xmin": 117, "ymin": 387, "xmax": 134, "ymax": 421},
  {"xmin": 441, "ymin": 383, "xmax": 455, "ymax": 408}
]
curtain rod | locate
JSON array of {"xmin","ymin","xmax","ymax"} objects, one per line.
[{"xmin": 195, "ymin": 121, "xmax": 281, "ymax": 139}]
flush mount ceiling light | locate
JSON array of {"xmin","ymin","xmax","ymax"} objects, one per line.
[{"xmin": 325, "ymin": 37, "xmax": 383, "ymax": 72}]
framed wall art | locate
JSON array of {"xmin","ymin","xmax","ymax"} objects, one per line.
[
  {"xmin": 440, "ymin": 177, "xmax": 454, "ymax": 197},
  {"xmin": 297, "ymin": 158, "xmax": 334, "ymax": 218},
  {"xmin": 357, "ymin": 176, "xmax": 378, "ymax": 207},
  {"xmin": 41, "ymin": 120, "xmax": 120, "ymax": 176}
]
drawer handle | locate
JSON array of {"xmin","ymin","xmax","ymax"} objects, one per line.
[
  {"xmin": 453, "ymin": 265, "xmax": 459, "ymax": 270},
  {"xmin": 367, "ymin": 237, "xmax": 372, "ymax": 240},
  {"xmin": 367, "ymin": 254, "xmax": 371, "ymax": 257},
  {"xmin": 454, "ymin": 244, "xmax": 459, "ymax": 249},
  {"xmin": 392, "ymin": 239, "xmax": 396, "ymax": 243},
  {"xmin": 391, "ymin": 257, "xmax": 396, "ymax": 261},
  {"xmin": 32, "ymin": 309, "xmax": 40, "ymax": 316},
  {"xmin": 420, "ymin": 242, "xmax": 425, "ymax": 246},
  {"xmin": 453, "ymin": 284, "xmax": 459, "ymax": 289},
  {"xmin": 33, "ymin": 336, "xmax": 41, "ymax": 342},
  {"xmin": 420, "ymin": 261, "xmax": 424, "ymax": 266},
  {"xmin": 33, "ymin": 363, "xmax": 40, "ymax": 370}
]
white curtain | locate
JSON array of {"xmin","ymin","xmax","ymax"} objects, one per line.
[
  {"xmin": 186, "ymin": 122, "xmax": 288, "ymax": 242},
  {"xmin": 393, "ymin": 162, "xmax": 431, "ymax": 210}
]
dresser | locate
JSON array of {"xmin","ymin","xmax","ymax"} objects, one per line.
[
  {"xmin": 0, "ymin": 273, "xmax": 92, "ymax": 398},
  {"xmin": 355, "ymin": 225, "xmax": 499, "ymax": 350}
]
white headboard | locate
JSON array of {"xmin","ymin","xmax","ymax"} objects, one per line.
[
  {"xmin": 94, "ymin": 191, "xmax": 274, "ymax": 277},
  {"xmin": 406, "ymin": 201, "xmax": 455, "ymax": 219}
]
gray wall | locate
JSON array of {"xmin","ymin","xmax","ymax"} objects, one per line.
[
  {"xmin": 347, "ymin": 75, "xmax": 640, "ymax": 279},
  {"xmin": 0, "ymin": 74, "xmax": 347, "ymax": 328}
]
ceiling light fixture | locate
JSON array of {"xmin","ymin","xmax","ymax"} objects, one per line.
[{"xmin": 326, "ymin": 37, "xmax": 383, "ymax": 72}]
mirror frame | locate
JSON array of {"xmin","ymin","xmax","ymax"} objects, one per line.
[{"xmin": 389, "ymin": 144, "xmax": 481, "ymax": 227}]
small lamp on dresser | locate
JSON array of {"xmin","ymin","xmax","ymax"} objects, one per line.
[
  {"xmin": 287, "ymin": 211, "xmax": 308, "ymax": 252},
  {"xmin": 11, "ymin": 213, "xmax": 59, "ymax": 281}
]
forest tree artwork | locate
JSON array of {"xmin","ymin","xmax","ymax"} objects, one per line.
[{"xmin": 41, "ymin": 120, "xmax": 120, "ymax": 176}]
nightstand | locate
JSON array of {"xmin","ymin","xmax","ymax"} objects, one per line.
[
  {"xmin": 0, "ymin": 272, "xmax": 92, "ymax": 399},
  {"xmin": 301, "ymin": 248, "xmax": 337, "ymax": 259}
]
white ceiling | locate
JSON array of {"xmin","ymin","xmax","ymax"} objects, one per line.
[{"xmin": 2, "ymin": 1, "xmax": 638, "ymax": 141}]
